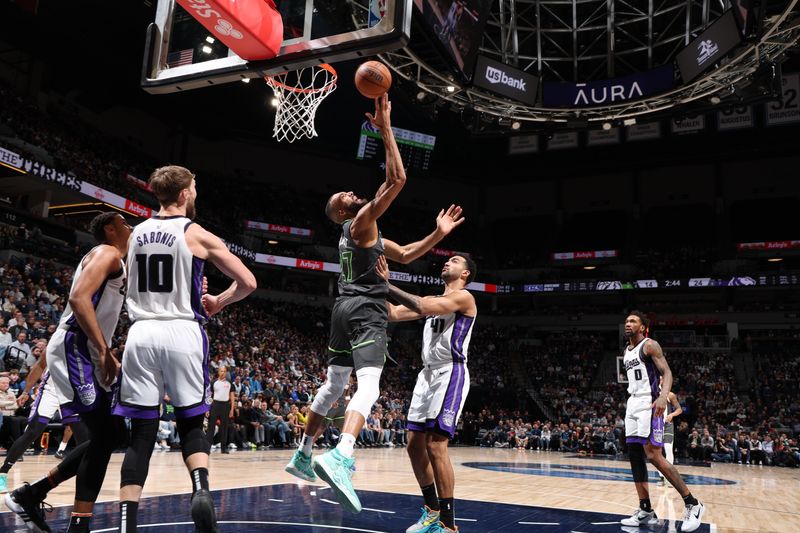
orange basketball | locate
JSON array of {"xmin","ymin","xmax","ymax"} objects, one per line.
[{"xmin": 355, "ymin": 61, "xmax": 392, "ymax": 99}]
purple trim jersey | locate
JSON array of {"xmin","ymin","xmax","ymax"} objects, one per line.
[
  {"xmin": 421, "ymin": 296, "xmax": 475, "ymax": 366},
  {"xmin": 623, "ymin": 338, "xmax": 660, "ymax": 401},
  {"xmin": 58, "ymin": 247, "xmax": 126, "ymax": 348},
  {"xmin": 125, "ymin": 216, "xmax": 207, "ymax": 323}
]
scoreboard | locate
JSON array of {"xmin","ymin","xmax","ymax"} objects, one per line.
[{"xmin": 357, "ymin": 120, "xmax": 436, "ymax": 171}]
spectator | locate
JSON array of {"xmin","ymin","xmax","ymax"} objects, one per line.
[
  {"xmin": 266, "ymin": 401, "xmax": 291, "ymax": 447},
  {"xmin": 0, "ymin": 324, "xmax": 11, "ymax": 361},
  {"xmin": 0, "ymin": 376, "xmax": 26, "ymax": 446},
  {"xmin": 712, "ymin": 434, "xmax": 734, "ymax": 463},
  {"xmin": 763, "ymin": 434, "xmax": 775, "ymax": 464},
  {"xmin": 688, "ymin": 430, "xmax": 703, "ymax": 461},
  {"xmin": 750, "ymin": 432, "xmax": 766, "ymax": 465},
  {"xmin": 4, "ymin": 331, "xmax": 34, "ymax": 375},
  {"xmin": 540, "ymin": 424, "xmax": 551, "ymax": 451},
  {"xmin": 701, "ymin": 429, "xmax": 714, "ymax": 462}
]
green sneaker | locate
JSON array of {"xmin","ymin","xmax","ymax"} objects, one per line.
[
  {"xmin": 285, "ymin": 450, "xmax": 316, "ymax": 482},
  {"xmin": 313, "ymin": 448, "xmax": 361, "ymax": 513},
  {"xmin": 406, "ymin": 505, "xmax": 441, "ymax": 533},
  {"xmin": 0, "ymin": 473, "xmax": 7, "ymax": 494}
]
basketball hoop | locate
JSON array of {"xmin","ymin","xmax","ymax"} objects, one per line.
[{"xmin": 265, "ymin": 64, "xmax": 337, "ymax": 143}]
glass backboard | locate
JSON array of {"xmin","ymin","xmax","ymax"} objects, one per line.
[{"xmin": 142, "ymin": 0, "xmax": 411, "ymax": 94}]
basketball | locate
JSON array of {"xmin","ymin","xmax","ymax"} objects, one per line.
[{"xmin": 355, "ymin": 61, "xmax": 393, "ymax": 98}]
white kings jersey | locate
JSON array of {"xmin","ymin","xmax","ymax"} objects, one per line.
[
  {"xmin": 623, "ymin": 337, "xmax": 660, "ymax": 401},
  {"xmin": 59, "ymin": 248, "xmax": 126, "ymax": 347},
  {"xmin": 126, "ymin": 216, "xmax": 207, "ymax": 323},
  {"xmin": 422, "ymin": 298, "xmax": 476, "ymax": 366}
]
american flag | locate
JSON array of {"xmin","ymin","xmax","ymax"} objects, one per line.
[{"xmin": 167, "ymin": 48, "xmax": 193, "ymax": 67}]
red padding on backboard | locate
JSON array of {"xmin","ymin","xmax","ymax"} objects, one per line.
[{"xmin": 176, "ymin": 0, "xmax": 283, "ymax": 61}]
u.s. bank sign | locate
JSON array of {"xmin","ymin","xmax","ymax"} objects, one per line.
[
  {"xmin": 473, "ymin": 55, "xmax": 539, "ymax": 106},
  {"xmin": 543, "ymin": 64, "xmax": 675, "ymax": 108}
]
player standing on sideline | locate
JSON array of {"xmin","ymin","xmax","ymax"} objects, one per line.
[
  {"xmin": 620, "ymin": 311, "xmax": 705, "ymax": 532},
  {"xmin": 113, "ymin": 165, "xmax": 256, "ymax": 533},
  {"xmin": 659, "ymin": 376, "xmax": 683, "ymax": 486},
  {"xmin": 284, "ymin": 94, "xmax": 465, "ymax": 513},
  {"xmin": 5, "ymin": 212, "xmax": 132, "ymax": 533},
  {"xmin": 376, "ymin": 254, "xmax": 476, "ymax": 533}
]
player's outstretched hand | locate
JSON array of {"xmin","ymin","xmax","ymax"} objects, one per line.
[
  {"xmin": 436, "ymin": 204, "xmax": 465, "ymax": 235},
  {"xmin": 365, "ymin": 93, "xmax": 391, "ymax": 131},
  {"xmin": 376, "ymin": 255, "xmax": 390, "ymax": 281},
  {"xmin": 202, "ymin": 293, "xmax": 223, "ymax": 316}
]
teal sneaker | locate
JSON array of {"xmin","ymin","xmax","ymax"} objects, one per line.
[
  {"xmin": 313, "ymin": 448, "xmax": 361, "ymax": 513},
  {"xmin": 285, "ymin": 450, "xmax": 317, "ymax": 482},
  {"xmin": 406, "ymin": 506, "xmax": 442, "ymax": 533},
  {"xmin": 0, "ymin": 473, "xmax": 7, "ymax": 494}
]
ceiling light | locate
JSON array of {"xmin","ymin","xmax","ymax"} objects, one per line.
[
  {"xmin": 767, "ymin": 257, "xmax": 783, "ymax": 262},
  {"xmin": 446, "ymin": 85, "xmax": 456, "ymax": 93},
  {"xmin": 602, "ymin": 122, "xmax": 612, "ymax": 130},
  {"xmin": 242, "ymin": 78, "xmax": 250, "ymax": 83},
  {"xmin": 623, "ymin": 118, "xmax": 636, "ymax": 126},
  {"xmin": 268, "ymin": 240, "xmax": 278, "ymax": 245},
  {"xmin": 416, "ymin": 91, "xmax": 427, "ymax": 101},
  {"xmin": 583, "ymin": 265, "xmax": 596, "ymax": 270},
  {"xmin": 205, "ymin": 36, "xmax": 215, "ymax": 44},
  {"xmin": 511, "ymin": 121, "xmax": 521, "ymax": 130},
  {"xmin": 710, "ymin": 95, "xmax": 721, "ymax": 105},
  {"xmin": 270, "ymin": 97, "xmax": 279, "ymax": 107},
  {"xmin": 201, "ymin": 45, "xmax": 212, "ymax": 54}
]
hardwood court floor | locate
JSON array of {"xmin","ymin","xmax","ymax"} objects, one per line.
[{"xmin": 2, "ymin": 446, "xmax": 798, "ymax": 532}]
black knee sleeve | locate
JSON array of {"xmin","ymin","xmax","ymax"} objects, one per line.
[
  {"xmin": 629, "ymin": 442, "xmax": 649, "ymax": 482},
  {"xmin": 69, "ymin": 421, "xmax": 90, "ymax": 445},
  {"xmin": 120, "ymin": 418, "xmax": 159, "ymax": 488},
  {"xmin": 177, "ymin": 414, "xmax": 210, "ymax": 460}
]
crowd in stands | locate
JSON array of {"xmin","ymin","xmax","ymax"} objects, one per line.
[{"xmin": 0, "ymin": 85, "xmax": 151, "ymax": 208}]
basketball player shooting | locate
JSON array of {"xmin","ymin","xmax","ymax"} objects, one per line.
[
  {"xmin": 113, "ymin": 166, "xmax": 257, "ymax": 533},
  {"xmin": 284, "ymin": 93, "xmax": 465, "ymax": 514},
  {"xmin": 5, "ymin": 212, "xmax": 132, "ymax": 533},
  {"xmin": 376, "ymin": 254, "xmax": 477, "ymax": 533},
  {"xmin": 621, "ymin": 311, "xmax": 705, "ymax": 532}
]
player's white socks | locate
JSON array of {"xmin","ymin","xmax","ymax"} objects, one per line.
[
  {"xmin": 337, "ymin": 433, "xmax": 356, "ymax": 458},
  {"xmin": 300, "ymin": 434, "xmax": 314, "ymax": 456},
  {"xmin": 58, "ymin": 441, "xmax": 68, "ymax": 452}
]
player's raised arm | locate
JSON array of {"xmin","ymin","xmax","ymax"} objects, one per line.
[
  {"xmin": 351, "ymin": 94, "xmax": 406, "ymax": 241},
  {"xmin": 376, "ymin": 256, "xmax": 474, "ymax": 320},
  {"xmin": 382, "ymin": 205, "xmax": 465, "ymax": 265},
  {"xmin": 644, "ymin": 339, "xmax": 672, "ymax": 417},
  {"xmin": 187, "ymin": 225, "xmax": 257, "ymax": 316}
]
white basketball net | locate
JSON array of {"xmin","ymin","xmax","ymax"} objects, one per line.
[{"xmin": 265, "ymin": 64, "xmax": 337, "ymax": 143}]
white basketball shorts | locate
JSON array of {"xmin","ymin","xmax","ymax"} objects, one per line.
[{"xmin": 112, "ymin": 319, "xmax": 210, "ymax": 419}]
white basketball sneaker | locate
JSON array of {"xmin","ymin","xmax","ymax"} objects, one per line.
[
  {"xmin": 681, "ymin": 502, "xmax": 705, "ymax": 532},
  {"xmin": 621, "ymin": 508, "xmax": 659, "ymax": 527}
]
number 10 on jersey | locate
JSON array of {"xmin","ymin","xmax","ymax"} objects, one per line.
[{"xmin": 135, "ymin": 254, "xmax": 174, "ymax": 292}]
